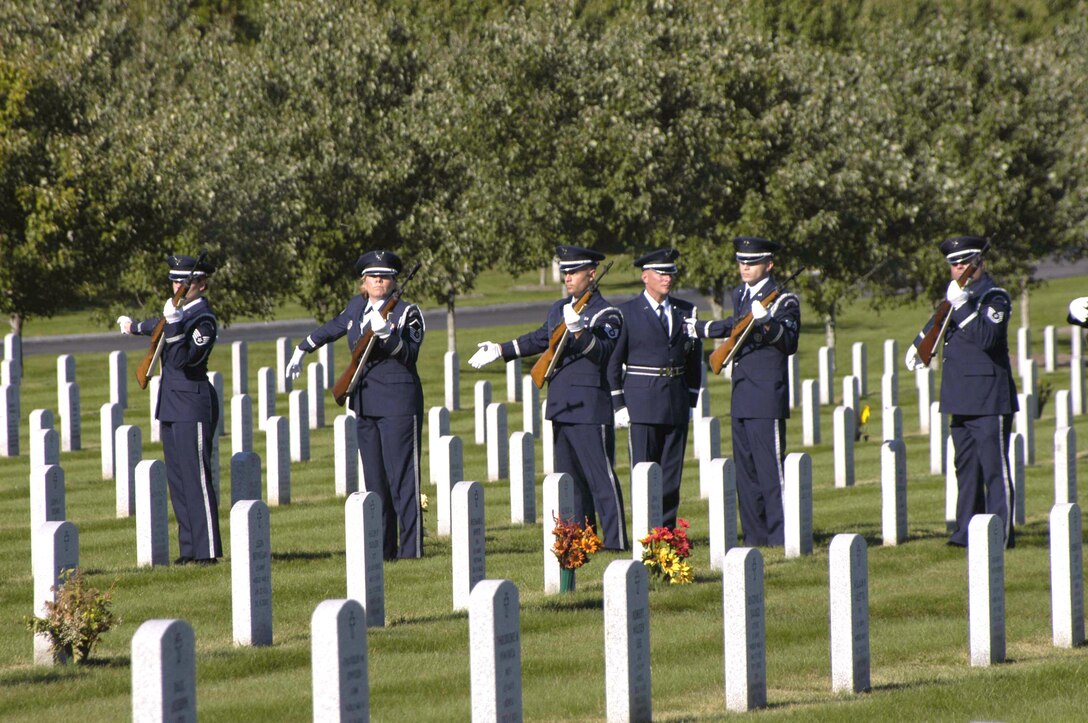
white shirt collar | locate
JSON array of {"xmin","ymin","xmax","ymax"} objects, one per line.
[
  {"xmin": 746, "ymin": 277, "xmax": 771, "ymax": 296},
  {"xmin": 642, "ymin": 290, "xmax": 670, "ymax": 312}
]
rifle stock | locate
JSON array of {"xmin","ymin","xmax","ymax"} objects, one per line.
[
  {"xmin": 135, "ymin": 252, "xmax": 207, "ymax": 390},
  {"xmin": 332, "ymin": 262, "xmax": 421, "ymax": 407},
  {"xmin": 707, "ymin": 267, "xmax": 805, "ymax": 375},
  {"xmin": 915, "ymin": 255, "xmax": 984, "ymax": 366},
  {"xmin": 530, "ymin": 262, "xmax": 612, "ymax": 389}
]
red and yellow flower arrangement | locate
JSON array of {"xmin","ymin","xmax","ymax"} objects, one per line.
[{"xmin": 639, "ymin": 518, "xmax": 694, "ymax": 584}]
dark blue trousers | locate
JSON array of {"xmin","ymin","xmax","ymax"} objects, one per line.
[
  {"xmin": 553, "ymin": 422, "xmax": 629, "ymax": 551},
  {"xmin": 731, "ymin": 416, "xmax": 786, "ymax": 546},
  {"xmin": 949, "ymin": 414, "xmax": 1015, "ymax": 548},
  {"xmin": 357, "ymin": 414, "xmax": 423, "ymax": 560},
  {"xmin": 627, "ymin": 422, "xmax": 688, "ymax": 529},
  {"xmin": 161, "ymin": 418, "xmax": 222, "ymax": 560}
]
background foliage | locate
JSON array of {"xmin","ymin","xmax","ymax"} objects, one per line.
[{"xmin": 2, "ymin": 0, "xmax": 1086, "ymax": 342}]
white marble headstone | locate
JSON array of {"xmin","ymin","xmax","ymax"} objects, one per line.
[
  {"xmin": 723, "ymin": 547, "xmax": 766, "ymax": 712},
  {"xmin": 818, "ymin": 346, "xmax": 835, "ymax": 405},
  {"xmin": 135, "ymin": 459, "xmax": 170, "ymax": 567},
  {"xmin": 968, "ymin": 514, "xmax": 1005, "ymax": 667},
  {"xmin": 345, "ymin": 491, "xmax": 385, "ymax": 628},
  {"xmin": 631, "ymin": 462, "xmax": 663, "ymax": 561},
  {"xmin": 801, "ymin": 379, "xmax": 820, "ymax": 447},
  {"xmin": 881, "ymin": 439, "xmax": 907, "ymax": 546},
  {"xmin": 0, "ymin": 383, "xmax": 18, "ymax": 456},
  {"xmin": 784, "ymin": 452, "xmax": 812, "ymax": 558},
  {"xmin": 469, "ymin": 579, "xmax": 522, "ymax": 722},
  {"xmin": 486, "ymin": 403, "xmax": 508, "ymax": 481},
  {"xmin": 604, "ymin": 560, "xmax": 652, "ymax": 723},
  {"xmin": 231, "ymin": 393, "xmax": 253, "ymax": 456},
  {"xmin": 266, "ymin": 416, "xmax": 290, "ymax": 505},
  {"xmin": 708, "ymin": 458, "xmax": 738, "ymax": 571},
  {"xmin": 452, "ymin": 481, "xmax": 486, "ymax": 611},
  {"xmin": 257, "ymin": 366, "xmax": 275, "ymax": 431},
  {"xmin": 509, "ymin": 431, "xmax": 535, "ymax": 525},
  {"xmin": 436, "ymin": 434, "xmax": 463, "ymax": 538},
  {"xmin": 60, "ymin": 380, "xmax": 81, "ymax": 452},
  {"xmin": 231, "ymin": 340, "xmax": 248, "ymax": 397},
  {"xmin": 288, "ymin": 389, "xmax": 310, "ymax": 462},
  {"xmin": 521, "ymin": 375, "xmax": 540, "ymax": 436},
  {"xmin": 851, "ymin": 342, "xmax": 867, "ymax": 397},
  {"xmin": 115, "ymin": 424, "xmax": 142, "ymax": 518},
  {"xmin": 1049, "ymin": 503, "xmax": 1084, "ymax": 648},
  {"xmin": 33, "ymin": 520, "xmax": 78, "ymax": 665},
  {"xmin": 829, "ymin": 534, "xmax": 870, "ymax": 693},
  {"xmin": 276, "ymin": 336, "xmax": 292, "ymax": 394},
  {"xmin": 307, "ymin": 362, "xmax": 325, "ymax": 430},
  {"xmin": 474, "ymin": 380, "xmax": 492, "ymax": 446},
  {"xmin": 543, "ymin": 473, "xmax": 575, "ymax": 593},
  {"xmin": 428, "ymin": 406, "xmax": 450, "ymax": 484},
  {"xmin": 100, "ymin": 402, "xmax": 122, "ymax": 480},
  {"xmin": 444, "ymin": 350, "xmax": 460, "ymax": 410},
  {"xmin": 109, "ymin": 350, "xmax": 128, "ymax": 409},
  {"xmin": 131, "ymin": 619, "xmax": 196, "ymax": 722},
  {"xmin": 311, "ymin": 599, "xmax": 369, "ymax": 721},
  {"xmin": 230, "ymin": 451, "xmax": 262, "ymax": 508},
  {"xmin": 833, "ymin": 406, "xmax": 855, "ymax": 488},
  {"xmin": 335, "ymin": 414, "xmax": 359, "ymax": 497},
  {"xmin": 1054, "ymin": 426, "xmax": 1077, "ymax": 505},
  {"xmin": 506, "ymin": 358, "xmax": 522, "ymax": 402},
  {"xmin": 231, "ymin": 499, "xmax": 273, "ymax": 646}
]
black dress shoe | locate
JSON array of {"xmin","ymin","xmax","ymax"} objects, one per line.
[
  {"xmin": 946, "ymin": 540, "xmax": 967, "ymax": 548},
  {"xmin": 193, "ymin": 558, "xmax": 219, "ymax": 566},
  {"xmin": 174, "ymin": 556, "xmax": 194, "ymax": 565}
]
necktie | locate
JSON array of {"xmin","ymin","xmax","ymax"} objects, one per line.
[
  {"xmin": 657, "ymin": 304, "xmax": 668, "ymax": 333},
  {"xmin": 739, "ymin": 288, "xmax": 750, "ymax": 311}
]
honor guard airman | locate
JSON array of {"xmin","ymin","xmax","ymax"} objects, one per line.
[
  {"xmin": 905, "ymin": 236, "xmax": 1018, "ymax": 547},
  {"xmin": 118, "ymin": 254, "xmax": 221, "ymax": 564},
  {"xmin": 287, "ymin": 250, "xmax": 426, "ymax": 560},
  {"xmin": 607, "ymin": 248, "xmax": 702, "ymax": 529},
  {"xmin": 470, "ymin": 245, "xmax": 629, "ymax": 550},
  {"xmin": 686, "ymin": 237, "xmax": 801, "ymax": 546}
]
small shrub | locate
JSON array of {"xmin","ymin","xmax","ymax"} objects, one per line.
[{"xmin": 25, "ymin": 568, "xmax": 119, "ymax": 664}]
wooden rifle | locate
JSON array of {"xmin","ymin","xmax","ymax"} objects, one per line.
[
  {"xmin": 530, "ymin": 261, "xmax": 613, "ymax": 389},
  {"xmin": 708, "ymin": 267, "xmax": 805, "ymax": 375},
  {"xmin": 915, "ymin": 240, "xmax": 990, "ymax": 366},
  {"xmin": 135, "ymin": 251, "xmax": 208, "ymax": 390},
  {"xmin": 332, "ymin": 261, "xmax": 422, "ymax": 407}
]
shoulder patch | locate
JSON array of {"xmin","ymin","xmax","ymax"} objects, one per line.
[
  {"xmin": 986, "ymin": 307, "xmax": 1006, "ymax": 324},
  {"xmin": 603, "ymin": 323, "xmax": 619, "ymax": 339},
  {"xmin": 192, "ymin": 328, "xmax": 211, "ymax": 346},
  {"xmin": 409, "ymin": 325, "xmax": 423, "ymax": 342}
]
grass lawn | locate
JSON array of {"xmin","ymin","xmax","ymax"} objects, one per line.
[{"xmin": 0, "ymin": 274, "xmax": 1086, "ymax": 721}]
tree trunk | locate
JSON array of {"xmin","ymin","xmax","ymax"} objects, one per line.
[
  {"xmin": 539, "ymin": 266, "xmax": 546, "ymax": 286},
  {"xmin": 446, "ymin": 289, "xmax": 456, "ymax": 353},
  {"xmin": 9, "ymin": 313, "xmax": 22, "ymax": 335},
  {"xmin": 824, "ymin": 306, "xmax": 837, "ymax": 349}
]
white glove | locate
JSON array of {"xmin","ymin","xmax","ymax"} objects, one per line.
[
  {"xmin": 117, "ymin": 315, "xmax": 133, "ymax": 334},
  {"xmin": 904, "ymin": 345, "xmax": 927, "ymax": 371},
  {"xmin": 162, "ymin": 299, "xmax": 182, "ymax": 324},
  {"xmin": 614, "ymin": 407, "xmax": 630, "ymax": 429},
  {"xmin": 683, "ymin": 317, "xmax": 699, "ymax": 339},
  {"xmin": 946, "ymin": 280, "xmax": 968, "ymax": 310},
  {"xmin": 469, "ymin": 341, "xmax": 502, "ymax": 369},
  {"xmin": 285, "ymin": 347, "xmax": 305, "ymax": 381},
  {"xmin": 365, "ymin": 309, "xmax": 392, "ymax": 339},
  {"xmin": 751, "ymin": 299, "xmax": 769, "ymax": 322},
  {"xmin": 563, "ymin": 303, "xmax": 585, "ymax": 333},
  {"xmin": 1069, "ymin": 296, "xmax": 1088, "ymax": 324}
]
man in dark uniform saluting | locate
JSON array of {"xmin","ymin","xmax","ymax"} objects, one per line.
[
  {"xmin": 117, "ymin": 254, "xmax": 221, "ymax": 565},
  {"xmin": 469, "ymin": 245, "xmax": 629, "ymax": 550},
  {"xmin": 685, "ymin": 237, "xmax": 801, "ymax": 546},
  {"xmin": 607, "ymin": 248, "xmax": 702, "ymax": 530},
  {"xmin": 905, "ymin": 236, "xmax": 1018, "ymax": 548},
  {"xmin": 286, "ymin": 250, "xmax": 426, "ymax": 560}
]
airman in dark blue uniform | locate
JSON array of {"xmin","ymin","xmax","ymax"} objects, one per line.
[
  {"xmin": 686, "ymin": 237, "xmax": 800, "ymax": 546},
  {"xmin": 118, "ymin": 255, "xmax": 221, "ymax": 564},
  {"xmin": 470, "ymin": 245, "xmax": 629, "ymax": 550},
  {"xmin": 287, "ymin": 250, "xmax": 426, "ymax": 560},
  {"xmin": 906, "ymin": 236, "xmax": 1018, "ymax": 548},
  {"xmin": 607, "ymin": 248, "xmax": 702, "ymax": 529}
]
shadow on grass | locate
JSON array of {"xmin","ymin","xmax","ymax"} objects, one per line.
[
  {"xmin": 0, "ymin": 654, "xmax": 130, "ymax": 685},
  {"xmin": 387, "ymin": 610, "xmax": 467, "ymax": 627},
  {"xmin": 531, "ymin": 595, "xmax": 603, "ymax": 612},
  {"xmin": 271, "ymin": 550, "xmax": 340, "ymax": 562}
]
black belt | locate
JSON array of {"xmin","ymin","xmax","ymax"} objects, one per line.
[{"xmin": 626, "ymin": 365, "xmax": 685, "ymax": 378}]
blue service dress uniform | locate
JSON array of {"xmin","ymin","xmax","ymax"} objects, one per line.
[
  {"xmin": 133, "ymin": 297, "xmax": 222, "ymax": 561},
  {"xmin": 911, "ymin": 273, "xmax": 1018, "ymax": 547},
  {"xmin": 692, "ymin": 278, "xmax": 800, "ymax": 546},
  {"xmin": 298, "ymin": 295, "xmax": 426, "ymax": 559},
  {"xmin": 503, "ymin": 295, "xmax": 629, "ymax": 550},
  {"xmin": 607, "ymin": 293, "xmax": 702, "ymax": 529}
]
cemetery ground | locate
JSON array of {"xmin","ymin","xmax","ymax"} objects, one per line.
[{"xmin": 3, "ymin": 274, "xmax": 1088, "ymax": 721}]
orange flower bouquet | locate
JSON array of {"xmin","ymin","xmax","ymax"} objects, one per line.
[
  {"xmin": 551, "ymin": 516, "xmax": 602, "ymax": 592},
  {"xmin": 640, "ymin": 518, "xmax": 694, "ymax": 585}
]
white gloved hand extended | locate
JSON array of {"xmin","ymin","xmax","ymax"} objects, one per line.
[
  {"xmin": 563, "ymin": 303, "xmax": 585, "ymax": 333},
  {"xmin": 614, "ymin": 406, "xmax": 630, "ymax": 429},
  {"xmin": 285, "ymin": 347, "xmax": 306, "ymax": 381},
  {"xmin": 469, "ymin": 341, "xmax": 502, "ymax": 369},
  {"xmin": 117, "ymin": 315, "xmax": 133, "ymax": 334},
  {"xmin": 946, "ymin": 280, "xmax": 969, "ymax": 310},
  {"xmin": 162, "ymin": 298, "xmax": 182, "ymax": 324},
  {"xmin": 751, "ymin": 299, "xmax": 770, "ymax": 322},
  {"xmin": 1069, "ymin": 296, "xmax": 1088, "ymax": 324},
  {"xmin": 365, "ymin": 309, "xmax": 392, "ymax": 339},
  {"xmin": 683, "ymin": 317, "xmax": 699, "ymax": 339},
  {"xmin": 904, "ymin": 345, "xmax": 927, "ymax": 371}
]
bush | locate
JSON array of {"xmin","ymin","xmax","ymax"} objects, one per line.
[{"xmin": 25, "ymin": 568, "xmax": 119, "ymax": 664}]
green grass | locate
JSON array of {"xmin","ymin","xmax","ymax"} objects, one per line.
[{"xmin": 1, "ymin": 274, "xmax": 1086, "ymax": 720}]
